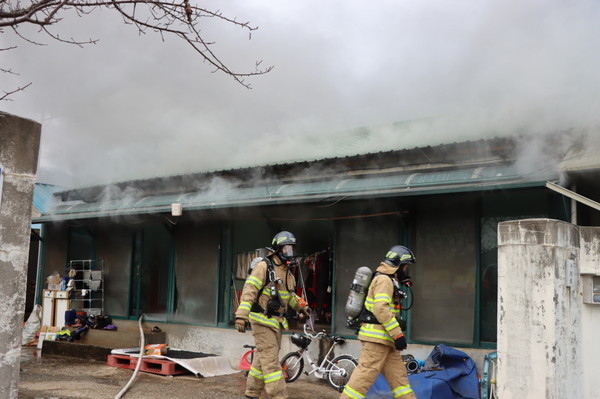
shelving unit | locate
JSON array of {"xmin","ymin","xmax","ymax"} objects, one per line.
[{"xmin": 66, "ymin": 259, "xmax": 104, "ymax": 316}]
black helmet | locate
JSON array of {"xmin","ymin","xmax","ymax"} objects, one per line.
[
  {"xmin": 384, "ymin": 245, "xmax": 416, "ymax": 268},
  {"xmin": 271, "ymin": 231, "xmax": 297, "ymax": 262}
]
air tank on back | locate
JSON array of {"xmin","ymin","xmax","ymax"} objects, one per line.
[{"xmin": 345, "ymin": 266, "xmax": 373, "ymax": 321}]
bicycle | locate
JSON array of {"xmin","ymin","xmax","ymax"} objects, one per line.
[
  {"xmin": 238, "ymin": 344, "xmax": 256, "ymax": 376},
  {"xmin": 280, "ymin": 324, "xmax": 358, "ymax": 392}
]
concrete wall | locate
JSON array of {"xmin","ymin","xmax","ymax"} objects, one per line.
[
  {"xmin": 498, "ymin": 219, "xmax": 599, "ymax": 399},
  {"xmin": 0, "ymin": 112, "xmax": 41, "ymax": 399},
  {"xmin": 579, "ymin": 227, "xmax": 600, "ymax": 399}
]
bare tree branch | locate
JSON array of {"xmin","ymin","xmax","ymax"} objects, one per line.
[
  {"xmin": 0, "ymin": 0, "xmax": 272, "ymax": 98},
  {"xmin": 1, "ymin": 82, "xmax": 32, "ymax": 100}
]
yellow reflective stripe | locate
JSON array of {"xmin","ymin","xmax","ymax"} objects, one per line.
[
  {"xmin": 358, "ymin": 324, "xmax": 394, "ymax": 342},
  {"xmin": 393, "ymin": 384, "xmax": 413, "ymax": 397},
  {"xmin": 246, "ymin": 275, "xmax": 263, "ymax": 290},
  {"xmin": 248, "ymin": 312, "xmax": 288, "ymax": 330},
  {"xmin": 249, "ymin": 312, "xmax": 280, "ymax": 329},
  {"xmin": 374, "ymin": 293, "xmax": 391, "ymax": 303},
  {"xmin": 249, "ymin": 366, "xmax": 264, "ymax": 379},
  {"xmin": 288, "ymin": 295, "xmax": 299, "ymax": 308},
  {"xmin": 383, "ymin": 317, "xmax": 399, "ymax": 332},
  {"xmin": 264, "ymin": 370, "xmax": 284, "ymax": 383},
  {"xmin": 391, "ymin": 308, "xmax": 400, "ymax": 315},
  {"xmin": 365, "ymin": 297, "xmax": 375, "ymax": 312},
  {"xmin": 238, "ymin": 301, "xmax": 252, "ymax": 311},
  {"xmin": 279, "ymin": 290, "xmax": 292, "ymax": 301},
  {"xmin": 342, "ymin": 384, "xmax": 365, "ymax": 399}
]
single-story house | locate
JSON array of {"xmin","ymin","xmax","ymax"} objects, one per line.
[{"xmin": 31, "ymin": 133, "xmax": 600, "ymax": 367}]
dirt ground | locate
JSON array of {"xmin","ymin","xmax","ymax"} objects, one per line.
[{"xmin": 18, "ymin": 347, "xmax": 341, "ymax": 399}]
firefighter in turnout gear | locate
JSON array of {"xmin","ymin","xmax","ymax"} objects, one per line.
[
  {"xmin": 340, "ymin": 245, "xmax": 417, "ymax": 399},
  {"xmin": 235, "ymin": 231, "xmax": 310, "ymax": 399}
]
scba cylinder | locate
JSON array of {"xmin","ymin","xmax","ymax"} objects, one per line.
[{"xmin": 345, "ymin": 266, "xmax": 373, "ymax": 319}]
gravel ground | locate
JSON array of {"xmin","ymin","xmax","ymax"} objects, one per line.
[{"xmin": 18, "ymin": 347, "xmax": 341, "ymax": 399}]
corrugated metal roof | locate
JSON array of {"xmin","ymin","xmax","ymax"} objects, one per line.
[
  {"xmin": 33, "ymin": 183, "xmax": 61, "ymax": 214},
  {"xmin": 34, "ymin": 164, "xmax": 553, "ymax": 222},
  {"xmin": 54, "ymin": 137, "xmax": 519, "ymax": 203}
]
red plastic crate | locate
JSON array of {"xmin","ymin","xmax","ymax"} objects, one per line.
[
  {"xmin": 107, "ymin": 354, "xmax": 138, "ymax": 370},
  {"xmin": 107, "ymin": 354, "xmax": 190, "ymax": 376},
  {"xmin": 139, "ymin": 358, "xmax": 189, "ymax": 376}
]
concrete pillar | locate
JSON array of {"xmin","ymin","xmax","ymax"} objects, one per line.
[
  {"xmin": 579, "ymin": 226, "xmax": 600, "ymax": 399},
  {"xmin": 497, "ymin": 219, "xmax": 582, "ymax": 399},
  {"xmin": 0, "ymin": 112, "xmax": 41, "ymax": 399}
]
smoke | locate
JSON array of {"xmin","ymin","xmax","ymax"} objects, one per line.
[{"xmin": 1, "ymin": 0, "xmax": 599, "ymax": 187}]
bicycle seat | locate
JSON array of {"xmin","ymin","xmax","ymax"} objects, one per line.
[
  {"xmin": 291, "ymin": 333, "xmax": 312, "ymax": 349},
  {"xmin": 332, "ymin": 336, "xmax": 346, "ymax": 345},
  {"xmin": 243, "ymin": 344, "xmax": 256, "ymax": 349}
]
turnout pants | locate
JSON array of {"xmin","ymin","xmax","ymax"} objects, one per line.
[
  {"xmin": 340, "ymin": 341, "xmax": 415, "ymax": 399},
  {"xmin": 246, "ymin": 323, "xmax": 287, "ymax": 399}
]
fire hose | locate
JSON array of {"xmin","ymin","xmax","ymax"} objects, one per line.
[{"xmin": 114, "ymin": 314, "xmax": 145, "ymax": 399}]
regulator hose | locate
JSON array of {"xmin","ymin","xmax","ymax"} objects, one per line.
[{"xmin": 114, "ymin": 314, "xmax": 145, "ymax": 399}]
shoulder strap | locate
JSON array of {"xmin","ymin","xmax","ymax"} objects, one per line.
[{"xmin": 256, "ymin": 257, "xmax": 273, "ymax": 295}]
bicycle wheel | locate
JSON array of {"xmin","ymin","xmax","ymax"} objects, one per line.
[
  {"xmin": 326, "ymin": 354, "xmax": 357, "ymax": 391},
  {"xmin": 280, "ymin": 352, "xmax": 304, "ymax": 383}
]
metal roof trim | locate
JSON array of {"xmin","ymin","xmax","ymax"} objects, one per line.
[{"xmin": 33, "ymin": 165, "xmax": 553, "ymax": 222}]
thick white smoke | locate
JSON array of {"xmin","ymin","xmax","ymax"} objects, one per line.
[{"xmin": 1, "ymin": 0, "xmax": 599, "ymax": 186}]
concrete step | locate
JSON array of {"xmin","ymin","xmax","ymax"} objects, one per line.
[
  {"xmin": 42, "ymin": 340, "xmax": 113, "ymax": 362},
  {"xmin": 75, "ymin": 328, "xmax": 166, "ymax": 348},
  {"xmin": 40, "ymin": 327, "xmax": 167, "ymax": 362}
]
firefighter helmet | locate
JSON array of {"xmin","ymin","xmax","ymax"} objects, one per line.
[
  {"xmin": 271, "ymin": 231, "xmax": 297, "ymax": 262},
  {"xmin": 384, "ymin": 245, "xmax": 416, "ymax": 267}
]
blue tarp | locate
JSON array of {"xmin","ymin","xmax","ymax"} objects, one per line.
[
  {"xmin": 365, "ymin": 345, "xmax": 479, "ymax": 399},
  {"xmin": 409, "ymin": 345, "xmax": 479, "ymax": 399},
  {"xmin": 366, "ymin": 373, "xmax": 394, "ymax": 398}
]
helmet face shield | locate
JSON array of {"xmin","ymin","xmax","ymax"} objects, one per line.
[
  {"xmin": 271, "ymin": 231, "xmax": 297, "ymax": 264},
  {"xmin": 281, "ymin": 244, "xmax": 295, "ymax": 259}
]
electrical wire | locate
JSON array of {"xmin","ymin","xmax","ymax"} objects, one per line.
[{"xmin": 114, "ymin": 314, "xmax": 145, "ymax": 399}]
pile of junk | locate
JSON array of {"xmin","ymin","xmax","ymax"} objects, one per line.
[
  {"xmin": 22, "ymin": 304, "xmax": 116, "ymax": 347},
  {"xmin": 55, "ymin": 312, "xmax": 116, "ymax": 342}
]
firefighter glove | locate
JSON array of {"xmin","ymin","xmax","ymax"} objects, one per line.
[
  {"xmin": 297, "ymin": 306, "xmax": 310, "ymax": 322},
  {"xmin": 394, "ymin": 333, "xmax": 407, "ymax": 351},
  {"xmin": 235, "ymin": 318, "xmax": 247, "ymax": 333}
]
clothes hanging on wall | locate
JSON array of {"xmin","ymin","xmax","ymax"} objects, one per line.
[
  {"xmin": 301, "ymin": 251, "xmax": 332, "ymax": 324},
  {"xmin": 234, "ymin": 248, "xmax": 268, "ymax": 280}
]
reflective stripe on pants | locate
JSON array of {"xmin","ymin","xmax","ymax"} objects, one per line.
[
  {"xmin": 339, "ymin": 340, "xmax": 415, "ymax": 399},
  {"xmin": 246, "ymin": 323, "xmax": 287, "ymax": 399}
]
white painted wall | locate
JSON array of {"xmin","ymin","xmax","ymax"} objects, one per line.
[
  {"xmin": 579, "ymin": 227, "xmax": 600, "ymax": 399},
  {"xmin": 498, "ymin": 219, "xmax": 599, "ymax": 399}
]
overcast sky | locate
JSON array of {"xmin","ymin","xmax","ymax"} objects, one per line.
[{"xmin": 2, "ymin": 0, "xmax": 600, "ymax": 187}]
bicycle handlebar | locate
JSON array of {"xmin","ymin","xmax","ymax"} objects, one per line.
[{"xmin": 303, "ymin": 323, "xmax": 329, "ymax": 339}]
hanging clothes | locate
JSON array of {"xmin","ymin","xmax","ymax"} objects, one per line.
[{"xmin": 235, "ymin": 248, "xmax": 268, "ymax": 280}]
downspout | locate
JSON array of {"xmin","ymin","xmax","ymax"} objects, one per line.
[
  {"xmin": 571, "ymin": 183, "xmax": 577, "ymax": 225},
  {"xmin": 34, "ymin": 223, "xmax": 46, "ymax": 306}
]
